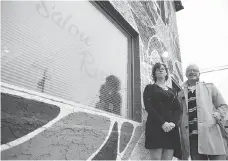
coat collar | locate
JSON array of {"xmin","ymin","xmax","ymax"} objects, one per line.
[
  {"xmin": 182, "ymin": 80, "xmax": 204, "ymax": 88},
  {"xmin": 182, "ymin": 81, "xmax": 189, "ymax": 88},
  {"xmin": 179, "ymin": 81, "xmax": 207, "ymax": 98}
]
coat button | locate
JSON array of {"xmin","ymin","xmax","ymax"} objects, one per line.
[{"xmin": 185, "ymin": 126, "xmax": 188, "ymax": 129}]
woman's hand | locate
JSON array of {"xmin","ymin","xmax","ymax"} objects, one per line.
[
  {"xmin": 162, "ymin": 122, "xmax": 175, "ymax": 132},
  {"xmin": 169, "ymin": 122, "xmax": 175, "ymax": 128}
]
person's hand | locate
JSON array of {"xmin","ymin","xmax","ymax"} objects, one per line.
[
  {"xmin": 212, "ymin": 112, "xmax": 221, "ymax": 120},
  {"xmin": 162, "ymin": 122, "xmax": 173, "ymax": 132},
  {"xmin": 169, "ymin": 122, "xmax": 175, "ymax": 128},
  {"xmin": 212, "ymin": 112, "xmax": 221, "ymax": 124}
]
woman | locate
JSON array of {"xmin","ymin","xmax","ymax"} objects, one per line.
[{"xmin": 143, "ymin": 63, "xmax": 182, "ymax": 160}]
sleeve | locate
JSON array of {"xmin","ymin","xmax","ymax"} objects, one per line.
[
  {"xmin": 177, "ymin": 91, "xmax": 184, "ymax": 111},
  {"xmin": 171, "ymin": 94, "xmax": 182, "ymax": 126},
  {"xmin": 211, "ymin": 84, "xmax": 228, "ymax": 120},
  {"xmin": 143, "ymin": 85, "xmax": 165, "ymax": 126}
]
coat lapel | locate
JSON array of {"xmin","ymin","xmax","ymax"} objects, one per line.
[{"xmin": 182, "ymin": 81, "xmax": 189, "ymax": 110}]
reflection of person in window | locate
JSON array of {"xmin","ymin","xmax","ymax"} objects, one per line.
[
  {"xmin": 143, "ymin": 63, "xmax": 182, "ymax": 160},
  {"xmin": 95, "ymin": 75, "xmax": 121, "ymax": 115}
]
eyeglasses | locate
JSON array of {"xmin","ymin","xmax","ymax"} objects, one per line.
[
  {"xmin": 186, "ymin": 69, "xmax": 199, "ymax": 73},
  {"xmin": 156, "ymin": 67, "xmax": 166, "ymax": 71}
]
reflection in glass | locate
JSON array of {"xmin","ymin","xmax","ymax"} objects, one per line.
[{"xmin": 95, "ymin": 75, "xmax": 122, "ymax": 115}]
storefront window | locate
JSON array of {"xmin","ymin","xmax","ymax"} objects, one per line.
[{"xmin": 1, "ymin": 1, "xmax": 140, "ymax": 120}]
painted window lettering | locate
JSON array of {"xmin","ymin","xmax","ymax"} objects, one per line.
[{"xmin": 36, "ymin": 0, "xmax": 91, "ymax": 46}]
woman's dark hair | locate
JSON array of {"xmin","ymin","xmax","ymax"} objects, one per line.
[{"xmin": 152, "ymin": 63, "xmax": 169, "ymax": 82}]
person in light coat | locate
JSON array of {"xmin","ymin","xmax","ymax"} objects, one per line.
[{"xmin": 178, "ymin": 64, "xmax": 228, "ymax": 160}]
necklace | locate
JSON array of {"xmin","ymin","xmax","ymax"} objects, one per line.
[{"xmin": 155, "ymin": 83, "xmax": 168, "ymax": 90}]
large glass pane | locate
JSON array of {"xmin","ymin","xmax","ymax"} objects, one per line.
[{"xmin": 1, "ymin": 1, "xmax": 129, "ymax": 116}]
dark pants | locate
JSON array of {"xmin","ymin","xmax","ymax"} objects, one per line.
[{"xmin": 190, "ymin": 136, "xmax": 226, "ymax": 160}]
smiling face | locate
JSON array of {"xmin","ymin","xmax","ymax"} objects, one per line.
[
  {"xmin": 152, "ymin": 63, "xmax": 169, "ymax": 82},
  {"xmin": 186, "ymin": 64, "xmax": 200, "ymax": 81}
]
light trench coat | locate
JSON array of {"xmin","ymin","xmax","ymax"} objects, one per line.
[{"xmin": 178, "ymin": 81, "xmax": 228, "ymax": 159}]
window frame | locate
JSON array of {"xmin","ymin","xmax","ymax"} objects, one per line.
[{"xmin": 91, "ymin": 1, "xmax": 141, "ymax": 122}]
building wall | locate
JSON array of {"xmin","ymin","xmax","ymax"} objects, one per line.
[{"xmin": 1, "ymin": 0, "xmax": 183, "ymax": 160}]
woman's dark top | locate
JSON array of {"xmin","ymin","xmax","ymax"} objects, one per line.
[{"xmin": 143, "ymin": 84, "xmax": 181, "ymax": 150}]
